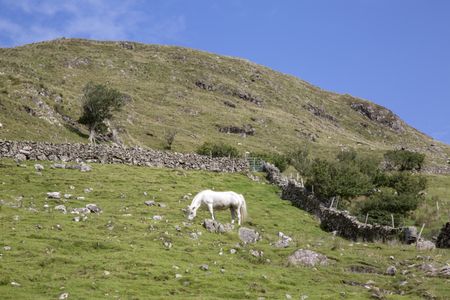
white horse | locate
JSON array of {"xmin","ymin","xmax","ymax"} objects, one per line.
[{"xmin": 187, "ymin": 190, "xmax": 247, "ymax": 225}]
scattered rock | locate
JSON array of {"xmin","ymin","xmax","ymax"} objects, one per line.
[
  {"xmin": 71, "ymin": 207, "xmax": 90, "ymax": 214},
  {"xmin": 158, "ymin": 202, "xmax": 167, "ymax": 208},
  {"xmin": 3, "ymin": 246, "xmax": 11, "ymax": 251},
  {"xmin": 238, "ymin": 227, "xmax": 261, "ymax": 244},
  {"xmin": 47, "ymin": 192, "xmax": 61, "ymax": 199},
  {"xmin": 250, "ymin": 249, "xmax": 264, "ymax": 257},
  {"xmin": 10, "ymin": 281, "xmax": 21, "ymax": 287},
  {"xmin": 230, "ymin": 248, "xmax": 237, "ymax": 254},
  {"xmin": 386, "ymin": 265, "xmax": 397, "ymax": 276},
  {"xmin": 52, "ymin": 163, "xmax": 66, "ymax": 169},
  {"xmin": 59, "ymin": 292, "xmax": 69, "ymax": 299},
  {"xmin": 274, "ymin": 232, "xmax": 293, "ymax": 248},
  {"xmin": 416, "ymin": 240, "xmax": 435, "ymax": 251},
  {"xmin": 73, "ymin": 216, "xmax": 80, "ymax": 222},
  {"xmin": 64, "ymin": 194, "xmax": 72, "ymax": 199},
  {"xmin": 84, "ymin": 188, "xmax": 93, "ymax": 193},
  {"xmin": 80, "ymin": 164, "xmax": 92, "ymax": 172},
  {"xmin": 438, "ymin": 265, "xmax": 450, "ymax": 278},
  {"xmin": 76, "ymin": 197, "xmax": 85, "ymax": 200},
  {"xmin": 287, "ymin": 249, "xmax": 328, "ymax": 267},
  {"xmin": 103, "ymin": 270, "xmax": 111, "ymax": 276},
  {"xmin": 189, "ymin": 232, "xmax": 199, "ymax": 240},
  {"xmin": 34, "ymin": 164, "xmax": 44, "ymax": 171},
  {"xmin": 54, "ymin": 205, "xmax": 67, "ymax": 214},
  {"xmin": 86, "ymin": 204, "xmax": 101, "ymax": 214},
  {"xmin": 200, "ymin": 264, "xmax": 209, "ymax": 271},
  {"xmin": 144, "ymin": 200, "xmax": 156, "ymax": 206},
  {"xmin": 203, "ymin": 219, "xmax": 234, "ymax": 233},
  {"xmin": 175, "ymin": 273, "xmax": 182, "ymax": 279},
  {"xmin": 152, "ymin": 215, "xmax": 163, "ymax": 221}
]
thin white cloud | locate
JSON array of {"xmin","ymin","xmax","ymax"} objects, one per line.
[{"xmin": 0, "ymin": 0, "xmax": 186, "ymax": 46}]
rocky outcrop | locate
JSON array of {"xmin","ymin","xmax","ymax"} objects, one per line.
[
  {"xmin": 217, "ymin": 124, "xmax": 255, "ymax": 136},
  {"xmin": 0, "ymin": 140, "xmax": 248, "ymax": 172},
  {"xmin": 350, "ymin": 101, "xmax": 405, "ymax": 133}
]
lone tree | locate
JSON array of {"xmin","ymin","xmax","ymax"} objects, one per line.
[{"xmin": 78, "ymin": 82, "xmax": 125, "ymax": 144}]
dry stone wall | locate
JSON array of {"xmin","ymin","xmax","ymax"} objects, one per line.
[
  {"xmin": 264, "ymin": 162, "xmax": 401, "ymax": 242},
  {"xmin": 0, "ymin": 140, "xmax": 249, "ymax": 172}
]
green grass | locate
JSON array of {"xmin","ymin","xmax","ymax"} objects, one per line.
[
  {"xmin": 412, "ymin": 175, "xmax": 450, "ymax": 238},
  {"xmin": 1, "ymin": 159, "xmax": 449, "ymax": 299}
]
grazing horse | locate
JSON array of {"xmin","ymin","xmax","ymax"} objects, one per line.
[{"xmin": 187, "ymin": 190, "xmax": 247, "ymax": 225}]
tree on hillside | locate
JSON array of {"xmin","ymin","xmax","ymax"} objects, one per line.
[{"xmin": 78, "ymin": 82, "xmax": 125, "ymax": 144}]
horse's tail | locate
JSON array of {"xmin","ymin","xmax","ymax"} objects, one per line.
[{"xmin": 239, "ymin": 194, "xmax": 248, "ymax": 223}]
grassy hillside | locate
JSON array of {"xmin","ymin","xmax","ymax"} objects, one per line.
[
  {"xmin": 0, "ymin": 38, "xmax": 448, "ymax": 168},
  {"xmin": 1, "ymin": 158, "xmax": 449, "ymax": 299}
]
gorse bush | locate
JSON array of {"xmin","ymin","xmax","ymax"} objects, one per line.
[
  {"xmin": 384, "ymin": 149, "xmax": 425, "ymax": 171},
  {"xmin": 196, "ymin": 142, "xmax": 239, "ymax": 158}
]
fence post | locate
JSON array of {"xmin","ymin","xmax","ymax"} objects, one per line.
[
  {"xmin": 391, "ymin": 214, "xmax": 395, "ymax": 228},
  {"xmin": 364, "ymin": 213, "xmax": 369, "ymax": 225}
]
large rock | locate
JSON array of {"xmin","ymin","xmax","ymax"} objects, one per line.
[
  {"xmin": 203, "ymin": 219, "xmax": 233, "ymax": 233},
  {"xmin": 47, "ymin": 192, "xmax": 61, "ymax": 199},
  {"xmin": 287, "ymin": 249, "xmax": 328, "ymax": 267},
  {"xmin": 86, "ymin": 203, "xmax": 101, "ymax": 214},
  {"xmin": 402, "ymin": 226, "xmax": 418, "ymax": 244},
  {"xmin": 416, "ymin": 240, "xmax": 436, "ymax": 251},
  {"xmin": 238, "ymin": 227, "xmax": 261, "ymax": 244},
  {"xmin": 436, "ymin": 222, "xmax": 450, "ymax": 248}
]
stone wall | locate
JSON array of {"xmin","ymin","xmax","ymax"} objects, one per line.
[
  {"xmin": 264, "ymin": 162, "xmax": 401, "ymax": 242},
  {"xmin": 0, "ymin": 140, "xmax": 249, "ymax": 172}
]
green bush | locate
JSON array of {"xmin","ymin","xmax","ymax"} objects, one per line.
[
  {"xmin": 384, "ymin": 150, "xmax": 425, "ymax": 171},
  {"xmin": 253, "ymin": 152, "xmax": 288, "ymax": 172},
  {"xmin": 306, "ymin": 158, "xmax": 373, "ymax": 201},
  {"xmin": 196, "ymin": 142, "xmax": 239, "ymax": 158},
  {"xmin": 358, "ymin": 189, "xmax": 422, "ymax": 226}
]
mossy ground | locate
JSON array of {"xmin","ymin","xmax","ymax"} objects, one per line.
[{"xmin": 0, "ymin": 159, "xmax": 449, "ymax": 299}]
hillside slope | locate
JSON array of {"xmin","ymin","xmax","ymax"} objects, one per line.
[
  {"xmin": 0, "ymin": 38, "xmax": 448, "ymax": 167},
  {"xmin": 1, "ymin": 158, "xmax": 449, "ymax": 299}
]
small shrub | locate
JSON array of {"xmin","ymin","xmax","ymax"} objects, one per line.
[
  {"xmin": 163, "ymin": 130, "xmax": 177, "ymax": 150},
  {"xmin": 196, "ymin": 142, "xmax": 239, "ymax": 158}
]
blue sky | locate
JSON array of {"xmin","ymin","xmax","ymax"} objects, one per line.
[{"xmin": 1, "ymin": 0, "xmax": 449, "ymax": 144}]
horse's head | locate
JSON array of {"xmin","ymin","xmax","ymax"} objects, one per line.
[{"xmin": 186, "ymin": 205, "xmax": 197, "ymax": 221}]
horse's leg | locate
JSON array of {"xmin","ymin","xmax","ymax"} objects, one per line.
[
  {"xmin": 207, "ymin": 203, "xmax": 215, "ymax": 220},
  {"xmin": 230, "ymin": 207, "xmax": 236, "ymax": 224},
  {"xmin": 236, "ymin": 205, "xmax": 241, "ymax": 226}
]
